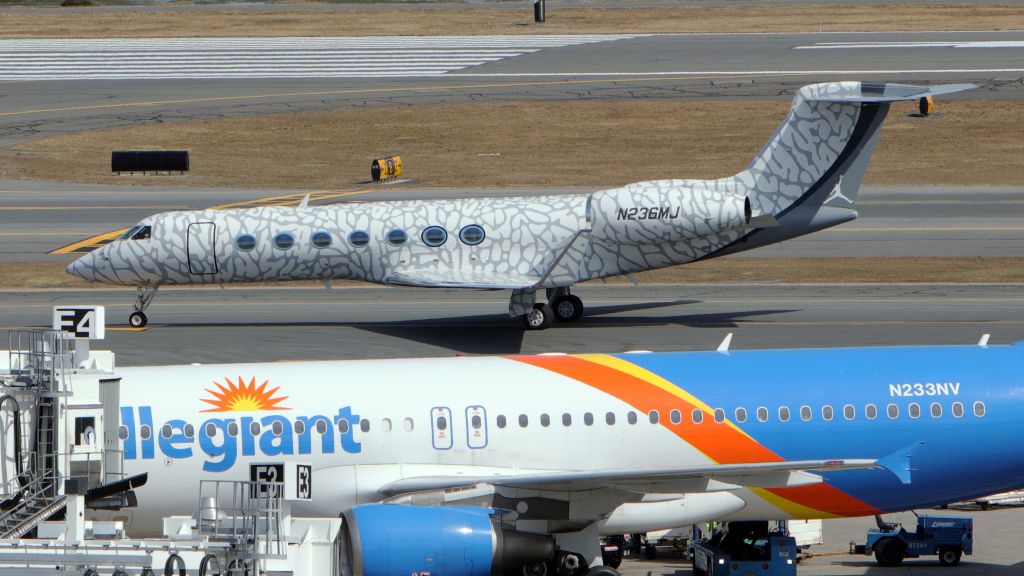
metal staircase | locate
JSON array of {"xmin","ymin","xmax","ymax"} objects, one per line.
[{"xmin": 0, "ymin": 330, "xmax": 73, "ymax": 539}]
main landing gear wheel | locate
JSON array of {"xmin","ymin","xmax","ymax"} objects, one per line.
[
  {"xmin": 523, "ymin": 303, "xmax": 554, "ymax": 330},
  {"xmin": 551, "ymin": 294, "xmax": 584, "ymax": 322},
  {"xmin": 129, "ymin": 311, "xmax": 148, "ymax": 328},
  {"xmin": 584, "ymin": 566, "xmax": 621, "ymax": 576}
]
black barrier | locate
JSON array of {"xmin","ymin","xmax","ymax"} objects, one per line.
[{"xmin": 112, "ymin": 150, "xmax": 189, "ymax": 173}]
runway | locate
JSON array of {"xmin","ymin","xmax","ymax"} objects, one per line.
[
  {"xmin": 2, "ymin": 182, "xmax": 1022, "ymax": 261},
  {"xmin": 1, "ymin": 283, "xmax": 1021, "ymax": 365},
  {"xmin": 1, "ymin": 31, "xmax": 1022, "ymax": 148}
]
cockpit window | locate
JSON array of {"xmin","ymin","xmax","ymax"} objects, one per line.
[
  {"xmin": 119, "ymin": 226, "xmax": 141, "ymax": 240},
  {"xmin": 130, "ymin": 226, "xmax": 152, "ymax": 240}
]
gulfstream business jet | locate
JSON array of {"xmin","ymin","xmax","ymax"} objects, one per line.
[
  {"xmin": 103, "ymin": 339, "xmax": 1023, "ymax": 575},
  {"xmin": 67, "ymin": 81, "xmax": 972, "ymax": 328}
]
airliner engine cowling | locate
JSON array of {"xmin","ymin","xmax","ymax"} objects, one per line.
[
  {"xmin": 589, "ymin": 183, "xmax": 749, "ymax": 245},
  {"xmin": 340, "ymin": 504, "xmax": 555, "ymax": 576}
]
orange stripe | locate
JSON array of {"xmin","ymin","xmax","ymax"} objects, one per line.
[{"xmin": 513, "ymin": 354, "xmax": 879, "ymax": 518}]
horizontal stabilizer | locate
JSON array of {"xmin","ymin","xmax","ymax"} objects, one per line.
[
  {"xmin": 805, "ymin": 82, "xmax": 976, "ymax": 103},
  {"xmin": 387, "ymin": 268, "xmax": 540, "ymax": 289},
  {"xmin": 379, "ymin": 458, "xmax": 877, "ymax": 497}
]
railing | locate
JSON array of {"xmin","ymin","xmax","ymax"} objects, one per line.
[
  {"xmin": 197, "ymin": 480, "xmax": 286, "ymax": 562},
  {"xmin": 5, "ymin": 331, "xmax": 74, "ymax": 396}
]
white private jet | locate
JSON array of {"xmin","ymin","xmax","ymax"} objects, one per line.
[{"xmin": 67, "ymin": 81, "xmax": 972, "ymax": 329}]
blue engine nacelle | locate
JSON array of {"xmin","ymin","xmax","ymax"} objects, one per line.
[{"xmin": 340, "ymin": 504, "xmax": 556, "ymax": 576}]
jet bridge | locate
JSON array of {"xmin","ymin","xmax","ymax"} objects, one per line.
[{"xmin": 0, "ymin": 329, "xmax": 344, "ymax": 576}]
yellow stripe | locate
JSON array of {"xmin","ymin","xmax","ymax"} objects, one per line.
[
  {"xmin": 49, "ymin": 228, "xmax": 127, "ymax": 255},
  {"xmin": 48, "ymin": 189, "xmax": 374, "ymax": 255},
  {"xmin": 576, "ymin": 353, "xmax": 755, "ymax": 442}
]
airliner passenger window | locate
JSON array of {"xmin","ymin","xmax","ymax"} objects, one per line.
[
  {"xmin": 404, "ymin": 418, "xmax": 414, "ymax": 431},
  {"xmin": 497, "ymin": 415, "xmax": 507, "ymax": 429},
  {"xmin": 161, "ymin": 424, "xmax": 173, "ymax": 439},
  {"xmin": 184, "ymin": 424, "xmax": 194, "ymax": 439},
  {"xmin": 316, "ymin": 420, "xmax": 328, "ymax": 434},
  {"xmin": 627, "ymin": 411, "xmax": 637, "ymax": 425},
  {"xmin": 337, "ymin": 420, "xmax": 349, "ymax": 434},
  {"xmin": 649, "ymin": 411, "xmax": 660, "ymax": 424},
  {"xmin": 822, "ymin": 405, "xmax": 834, "ymax": 421},
  {"xmin": 670, "ymin": 410, "xmax": 681, "ymax": 425},
  {"xmin": 540, "ymin": 414, "xmax": 550, "ymax": 427},
  {"xmin": 228, "ymin": 422, "xmax": 239, "ymax": 437},
  {"xmin": 799, "ymin": 406, "xmax": 812, "ymax": 421},
  {"xmin": 951, "ymin": 402, "xmax": 964, "ymax": 418},
  {"xmin": 118, "ymin": 426, "xmax": 129, "ymax": 440},
  {"xmin": 519, "ymin": 414, "xmax": 529, "ymax": 428},
  {"xmin": 382, "ymin": 418, "xmax": 392, "ymax": 432},
  {"xmin": 386, "ymin": 228, "xmax": 408, "ymax": 246},
  {"xmin": 713, "ymin": 409, "xmax": 725, "ymax": 423},
  {"xmin": 865, "ymin": 404, "xmax": 878, "ymax": 420},
  {"xmin": 421, "ymin": 226, "xmax": 448, "ymax": 247},
  {"xmin": 843, "ymin": 404, "xmax": 855, "ymax": 420},
  {"xmin": 930, "ymin": 403, "xmax": 942, "ymax": 418},
  {"xmin": 273, "ymin": 233, "xmax": 295, "ymax": 250},
  {"xmin": 140, "ymin": 425, "xmax": 151, "ymax": 440},
  {"xmin": 973, "ymin": 401, "xmax": 986, "ymax": 417},
  {"xmin": 360, "ymin": 419, "xmax": 370, "ymax": 432},
  {"xmin": 562, "ymin": 413, "xmax": 572, "ymax": 426},
  {"xmin": 472, "ymin": 415, "xmax": 483, "ymax": 429},
  {"xmin": 692, "ymin": 409, "xmax": 704, "ymax": 424},
  {"xmin": 311, "ymin": 231, "xmax": 332, "ymax": 248},
  {"xmin": 886, "ymin": 404, "xmax": 899, "ymax": 419},
  {"xmin": 734, "ymin": 407, "xmax": 747, "ymax": 423},
  {"xmin": 778, "ymin": 406, "xmax": 791, "ymax": 422},
  {"xmin": 349, "ymin": 230, "xmax": 370, "ymax": 247},
  {"xmin": 294, "ymin": 421, "xmax": 306, "ymax": 435},
  {"xmin": 908, "ymin": 403, "xmax": 921, "ymax": 419},
  {"xmin": 236, "ymin": 234, "xmax": 257, "ymax": 251},
  {"xmin": 459, "ymin": 224, "xmax": 486, "ymax": 246},
  {"xmin": 436, "ymin": 416, "xmax": 448, "ymax": 431},
  {"xmin": 756, "ymin": 407, "xmax": 768, "ymax": 422},
  {"xmin": 606, "ymin": 412, "xmax": 616, "ymax": 425},
  {"xmin": 584, "ymin": 412, "xmax": 594, "ymax": 426}
]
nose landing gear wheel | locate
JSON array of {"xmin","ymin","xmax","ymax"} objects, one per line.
[
  {"xmin": 522, "ymin": 303, "xmax": 554, "ymax": 330},
  {"xmin": 129, "ymin": 311, "xmax": 148, "ymax": 328}
]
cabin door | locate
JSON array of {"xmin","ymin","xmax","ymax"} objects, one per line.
[{"xmin": 187, "ymin": 222, "xmax": 219, "ymax": 276}]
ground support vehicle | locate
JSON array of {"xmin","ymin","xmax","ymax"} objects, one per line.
[
  {"xmin": 850, "ymin": 514, "xmax": 973, "ymax": 567},
  {"xmin": 692, "ymin": 521, "xmax": 797, "ymax": 576}
]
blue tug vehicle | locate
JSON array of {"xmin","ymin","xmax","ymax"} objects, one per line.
[{"xmin": 851, "ymin": 514, "xmax": 973, "ymax": 567}]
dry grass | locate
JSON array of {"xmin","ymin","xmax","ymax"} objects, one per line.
[
  {"xmin": 12, "ymin": 257, "xmax": 1024, "ymax": 290},
  {"xmin": 2, "ymin": 4, "xmax": 1022, "ymax": 37},
  {"xmin": 3, "ymin": 99, "xmax": 1021, "ymax": 188}
]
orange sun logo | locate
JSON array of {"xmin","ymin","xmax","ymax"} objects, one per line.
[{"xmin": 201, "ymin": 376, "xmax": 290, "ymax": 412}]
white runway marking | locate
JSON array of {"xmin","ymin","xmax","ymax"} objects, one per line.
[
  {"xmin": 0, "ymin": 36, "xmax": 638, "ymax": 80},
  {"xmin": 795, "ymin": 40, "xmax": 1024, "ymax": 50}
]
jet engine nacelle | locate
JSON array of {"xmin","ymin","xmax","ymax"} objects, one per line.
[
  {"xmin": 589, "ymin": 183, "xmax": 750, "ymax": 245},
  {"xmin": 340, "ymin": 504, "xmax": 556, "ymax": 576}
]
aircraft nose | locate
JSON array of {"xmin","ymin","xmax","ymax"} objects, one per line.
[{"xmin": 66, "ymin": 253, "xmax": 96, "ymax": 282}]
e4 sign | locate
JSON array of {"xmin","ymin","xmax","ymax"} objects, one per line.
[{"xmin": 52, "ymin": 306, "xmax": 105, "ymax": 339}]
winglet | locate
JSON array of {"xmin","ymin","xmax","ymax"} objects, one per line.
[
  {"xmin": 717, "ymin": 333, "xmax": 733, "ymax": 354},
  {"xmin": 978, "ymin": 333, "xmax": 991, "ymax": 347},
  {"xmin": 877, "ymin": 441, "xmax": 926, "ymax": 485}
]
